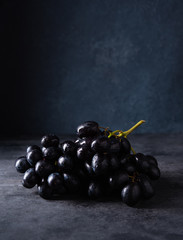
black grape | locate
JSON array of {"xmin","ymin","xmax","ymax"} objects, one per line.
[
  {"xmin": 15, "ymin": 156, "xmax": 31, "ymax": 173},
  {"xmin": 124, "ymin": 154, "xmax": 137, "ymax": 175},
  {"xmin": 27, "ymin": 150, "xmax": 43, "ymax": 166},
  {"xmin": 148, "ymin": 165, "xmax": 161, "ymax": 180},
  {"xmin": 145, "ymin": 155, "xmax": 158, "ymax": 166},
  {"xmin": 41, "ymin": 134, "xmax": 59, "ymax": 148},
  {"xmin": 109, "ymin": 154, "xmax": 120, "ymax": 171},
  {"xmin": 120, "ymin": 137, "xmax": 131, "ymax": 154},
  {"xmin": 120, "ymin": 155, "xmax": 127, "ymax": 166},
  {"xmin": 88, "ymin": 181, "xmax": 103, "ymax": 199},
  {"xmin": 121, "ymin": 182, "xmax": 142, "ymax": 206},
  {"xmin": 43, "ymin": 147, "xmax": 60, "ymax": 161},
  {"xmin": 135, "ymin": 153, "xmax": 150, "ymax": 173},
  {"xmin": 35, "ymin": 160, "xmax": 55, "ymax": 178},
  {"xmin": 58, "ymin": 156, "xmax": 75, "ymax": 172},
  {"xmin": 91, "ymin": 136, "xmax": 110, "ymax": 153},
  {"xmin": 37, "ymin": 181, "xmax": 53, "ymax": 199},
  {"xmin": 109, "ymin": 171, "xmax": 129, "ymax": 190},
  {"xmin": 22, "ymin": 168, "xmax": 39, "ymax": 188},
  {"xmin": 77, "ymin": 121, "xmax": 100, "ymax": 138},
  {"xmin": 77, "ymin": 146, "xmax": 94, "ymax": 162},
  {"xmin": 124, "ymin": 163, "xmax": 136, "ymax": 175},
  {"xmin": 47, "ymin": 173, "xmax": 64, "ymax": 190},
  {"xmin": 27, "ymin": 145, "xmax": 41, "ymax": 153},
  {"xmin": 63, "ymin": 173, "xmax": 81, "ymax": 193},
  {"xmin": 109, "ymin": 137, "xmax": 121, "ymax": 153},
  {"xmin": 60, "ymin": 141, "xmax": 76, "ymax": 156},
  {"xmin": 91, "ymin": 153, "xmax": 109, "ymax": 176},
  {"xmin": 139, "ymin": 175, "xmax": 155, "ymax": 199}
]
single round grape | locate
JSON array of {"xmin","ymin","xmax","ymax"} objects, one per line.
[
  {"xmin": 91, "ymin": 153, "xmax": 109, "ymax": 176},
  {"xmin": 125, "ymin": 163, "xmax": 136, "ymax": 175},
  {"xmin": 109, "ymin": 171, "xmax": 129, "ymax": 190},
  {"xmin": 63, "ymin": 173, "xmax": 81, "ymax": 193},
  {"xmin": 109, "ymin": 138, "xmax": 121, "ymax": 153},
  {"xmin": 135, "ymin": 153, "xmax": 150, "ymax": 173},
  {"xmin": 35, "ymin": 160, "xmax": 55, "ymax": 178},
  {"xmin": 77, "ymin": 146, "xmax": 94, "ymax": 162},
  {"xmin": 27, "ymin": 145, "xmax": 41, "ymax": 153},
  {"xmin": 121, "ymin": 182, "xmax": 142, "ymax": 206},
  {"xmin": 138, "ymin": 160, "xmax": 151, "ymax": 173},
  {"xmin": 145, "ymin": 155, "xmax": 158, "ymax": 166},
  {"xmin": 120, "ymin": 137, "xmax": 131, "ymax": 154},
  {"xmin": 43, "ymin": 147, "xmax": 60, "ymax": 161},
  {"xmin": 41, "ymin": 134, "xmax": 59, "ymax": 148},
  {"xmin": 120, "ymin": 155, "xmax": 127, "ymax": 166},
  {"xmin": 124, "ymin": 154, "xmax": 141, "ymax": 174},
  {"xmin": 77, "ymin": 121, "xmax": 100, "ymax": 138},
  {"xmin": 15, "ymin": 156, "xmax": 31, "ymax": 173},
  {"xmin": 58, "ymin": 155, "xmax": 75, "ymax": 172},
  {"xmin": 139, "ymin": 175, "xmax": 155, "ymax": 199},
  {"xmin": 88, "ymin": 181, "xmax": 103, "ymax": 199},
  {"xmin": 91, "ymin": 136, "xmax": 110, "ymax": 153},
  {"xmin": 148, "ymin": 165, "xmax": 161, "ymax": 180},
  {"xmin": 47, "ymin": 173, "xmax": 64, "ymax": 190},
  {"xmin": 27, "ymin": 149, "xmax": 43, "ymax": 166},
  {"xmin": 22, "ymin": 168, "xmax": 39, "ymax": 188},
  {"xmin": 61, "ymin": 141, "xmax": 76, "ymax": 156},
  {"xmin": 37, "ymin": 181, "xmax": 53, "ymax": 199},
  {"xmin": 109, "ymin": 154, "xmax": 120, "ymax": 171}
]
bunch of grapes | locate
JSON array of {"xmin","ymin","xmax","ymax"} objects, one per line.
[{"xmin": 15, "ymin": 120, "xmax": 160, "ymax": 206}]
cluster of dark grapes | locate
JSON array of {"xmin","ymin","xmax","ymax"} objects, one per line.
[{"xmin": 15, "ymin": 121, "xmax": 160, "ymax": 206}]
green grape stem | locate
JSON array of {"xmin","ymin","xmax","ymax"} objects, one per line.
[
  {"xmin": 122, "ymin": 120, "xmax": 145, "ymax": 137},
  {"xmin": 106, "ymin": 120, "xmax": 145, "ymax": 155},
  {"xmin": 107, "ymin": 120, "xmax": 145, "ymax": 139},
  {"xmin": 128, "ymin": 171, "xmax": 139, "ymax": 182},
  {"xmin": 130, "ymin": 146, "xmax": 136, "ymax": 155}
]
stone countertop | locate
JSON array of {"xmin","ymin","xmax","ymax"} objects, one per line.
[{"xmin": 0, "ymin": 134, "xmax": 183, "ymax": 240}]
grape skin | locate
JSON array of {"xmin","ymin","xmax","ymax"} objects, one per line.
[
  {"xmin": 35, "ymin": 160, "xmax": 55, "ymax": 178},
  {"xmin": 15, "ymin": 156, "xmax": 31, "ymax": 173},
  {"xmin": 27, "ymin": 149, "xmax": 43, "ymax": 166},
  {"xmin": 121, "ymin": 182, "xmax": 142, "ymax": 206},
  {"xmin": 22, "ymin": 168, "xmax": 39, "ymax": 188}
]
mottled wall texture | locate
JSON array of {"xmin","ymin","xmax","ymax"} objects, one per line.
[{"xmin": 1, "ymin": 0, "xmax": 183, "ymax": 135}]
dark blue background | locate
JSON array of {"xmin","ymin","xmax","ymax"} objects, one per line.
[{"xmin": 1, "ymin": 0, "xmax": 183, "ymax": 135}]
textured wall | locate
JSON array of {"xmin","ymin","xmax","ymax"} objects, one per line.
[{"xmin": 1, "ymin": 0, "xmax": 183, "ymax": 135}]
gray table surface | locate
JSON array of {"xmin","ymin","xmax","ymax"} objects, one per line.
[{"xmin": 0, "ymin": 134, "xmax": 183, "ymax": 240}]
